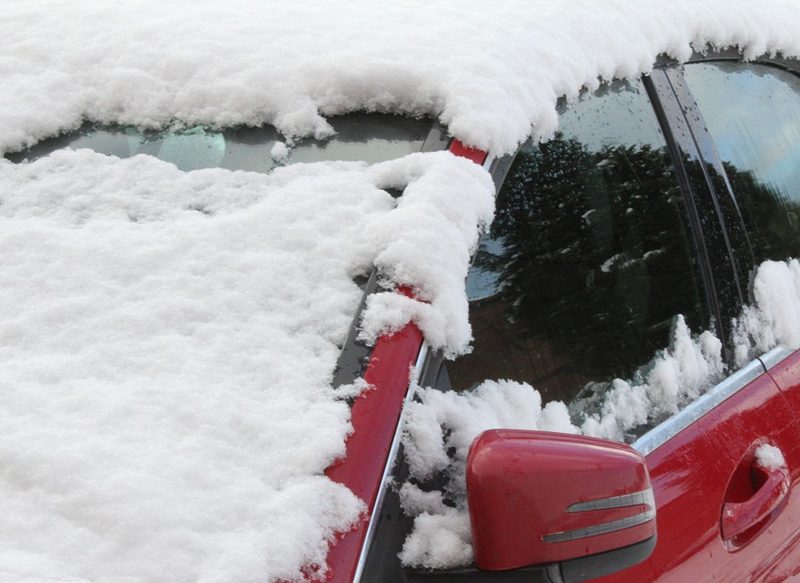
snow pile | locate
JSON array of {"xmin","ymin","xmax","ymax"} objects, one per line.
[
  {"xmin": 0, "ymin": 149, "xmax": 493, "ymax": 582},
  {"xmin": 755, "ymin": 443, "xmax": 786, "ymax": 471},
  {"xmin": 3, "ymin": 0, "xmax": 800, "ymax": 157},
  {"xmin": 400, "ymin": 259, "xmax": 799, "ymax": 568},
  {"xmin": 576, "ymin": 316, "xmax": 724, "ymax": 441},
  {"xmin": 733, "ymin": 259, "xmax": 800, "ymax": 367},
  {"xmin": 359, "ymin": 155, "xmax": 494, "ymax": 355}
]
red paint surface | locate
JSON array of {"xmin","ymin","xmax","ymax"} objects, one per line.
[
  {"xmin": 449, "ymin": 140, "xmax": 488, "ymax": 165},
  {"xmin": 467, "ymin": 430, "xmax": 654, "ymax": 570},
  {"xmin": 596, "ymin": 364, "xmax": 800, "ymax": 583},
  {"xmin": 310, "ymin": 141, "xmax": 488, "ymax": 582},
  {"xmin": 321, "ymin": 323, "xmax": 423, "ymax": 583}
]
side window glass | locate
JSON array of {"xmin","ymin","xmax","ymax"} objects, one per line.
[
  {"xmin": 456, "ymin": 79, "xmax": 708, "ymax": 404},
  {"xmin": 4, "ymin": 113, "xmax": 432, "ymax": 173},
  {"xmin": 684, "ymin": 62, "xmax": 800, "ymax": 263}
]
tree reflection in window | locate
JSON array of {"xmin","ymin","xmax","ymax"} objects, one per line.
[
  {"xmin": 685, "ymin": 62, "xmax": 800, "ymax": 264},
  {"xmin": 454, "ymin": 80, "xmax": 707, "ymax": 403}
]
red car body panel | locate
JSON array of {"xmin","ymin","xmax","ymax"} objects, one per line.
[
  {"xmin": 322, "ymin": 322, "xmax": 424, "ymax": 583},
  {"xmin": 597, "ymin": 356, "xmax": 800, "ymax": 582}
]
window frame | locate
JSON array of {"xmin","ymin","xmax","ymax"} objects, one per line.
[{"xmin": 672, "ymin": 50, "xmax": 800, "ymax": 317}]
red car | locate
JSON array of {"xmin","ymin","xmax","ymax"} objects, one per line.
[
  {"xmin": 8, "ymin": 51, "xmax": 800, "ymax": 583},
  {"xmin": 322, "ymin": 51, "xmax": 800, "ymax": 582}
]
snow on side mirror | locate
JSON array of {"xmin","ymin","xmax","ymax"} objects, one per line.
[{"xmin": 467, "ymin": 430, "xmax": 656, "ymax": 578}]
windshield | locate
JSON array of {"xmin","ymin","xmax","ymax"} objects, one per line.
[{"xmin": 5, "ymin": 113, "xmax": 433, "ymax": 172}]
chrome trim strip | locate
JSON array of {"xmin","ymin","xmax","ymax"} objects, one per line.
[
  {"xmin": 353, "ymin": 342, "xmax": 428, "ymax": 583},
  {"xmin": 759, "ymin": 345, "xmax": 793, "ymax": 371},
  {"xmin": 633, "ymin": 357, "xmax": 766, "ymax": 456},
  {"xmin": 567, "ymin": 488, "xmax": 655, "ymax": 513},
  {"xmin": 543, "ymin": 509, "xmax": 656, "ymax": 544}
]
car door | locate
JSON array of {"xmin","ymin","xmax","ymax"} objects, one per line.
[
  {"xmin": 596, "ymin": 56, "xmax": 800, "ymax": 582},
  {"xmin": 595, "ymin": 364, "xmax": 800, "ymax": 582}
]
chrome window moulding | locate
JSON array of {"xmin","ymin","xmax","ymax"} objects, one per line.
[
  {"xmin": 759, "ymin": 345, "xmax": 794, "ymax": 372},
  {"xmin": 634, "ymin": 356, "xmax": 766, "ymax": 456}
]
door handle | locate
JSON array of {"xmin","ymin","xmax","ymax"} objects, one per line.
[{"xmin": 721, "ymin": 466, "xmax": 790, "ymax": 541}]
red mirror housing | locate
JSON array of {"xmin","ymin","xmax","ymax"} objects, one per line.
[{"xmin": 467, "ymin": 429, "xmax": 655, "ymax": 571}]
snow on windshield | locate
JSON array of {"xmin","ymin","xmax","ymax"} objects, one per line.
[
  {"xmin": 0, "ymin": 150, "xmax": 493, "ymax": 582},
  {"xmin": 2, "ymin": 0, "xmax": 799, "ymax": 158}
]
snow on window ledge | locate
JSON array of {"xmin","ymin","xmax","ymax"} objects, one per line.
[{"xmin": 400, "ymin": 258, "xmax": 800, "ymax": 569}]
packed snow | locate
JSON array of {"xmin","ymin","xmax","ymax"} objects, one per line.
[
  {"xmin": 400, "ymin": 259, "xmax": 800, "ymax": 568},
  {"xmin": 4, "ymin": 0, "xmax": 800, "ymax": 580},
  {"xmin": 755, "ymin": 443, "xmax": 787, "ymax": 471},
  {"xmin": 3, "ymin": 0, "xmax": 800, "ymax": 159},
  {"xmin": 0, "ymin": 150, "xmax": 492, "ymax": 582}
]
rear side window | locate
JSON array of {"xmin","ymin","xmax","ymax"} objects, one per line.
[
  {"xmin": 684, "ymin": 62, "xmax": 800, "ymax": 263},
  {"xmin": 5, "ymin": 113, "xmax": 432, "ymax": 173},
  {"xmin": 455, "ymin": 79, "xmax": 707, "ymax": 403}
]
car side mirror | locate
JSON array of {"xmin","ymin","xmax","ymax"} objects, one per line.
[{"xmin": 467, "ymin": 430, "xmax": 656, "ymax": 580}]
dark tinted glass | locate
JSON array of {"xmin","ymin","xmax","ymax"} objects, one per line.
[
  {"xmin": 684, "ymin": 62, "xmax": 800, "ymax": 262},
  {"xmin": 5, "ymin": 113, "xmax": 432, "ymax": 172},
  {"xmin": 456, "ymin": 80, "xmax": 706, "ymax": 402}
]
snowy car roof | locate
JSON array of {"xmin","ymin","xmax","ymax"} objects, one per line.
[{"xmin": 2, "ymin": 0, "xmax": 799, "ymax": 157}]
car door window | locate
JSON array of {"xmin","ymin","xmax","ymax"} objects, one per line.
[
  {"xmin": 683, "ymin": 62, "xmax": 800, "ymax": 263},
  {"xmin": 455, "ymin": 79, "xmax": 708, "ymax": 404}
]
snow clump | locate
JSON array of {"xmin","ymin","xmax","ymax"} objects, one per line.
[
  {"xmin": 400, "ymin": 381, "xmax": 578, "ymax": 567},
  {"xmin": 755, "ymin": 443, "xmax": 787, "ymax": 471}
]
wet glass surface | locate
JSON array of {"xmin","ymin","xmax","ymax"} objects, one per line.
[
  {"xmin": 684, "ymin": 62, "xmax": 800, "ymax": 263},
  {"xmin": 5, "ymin": 113, "xmax": 432, "ymax": 172},
  {"xmin": 453, "ymin": 79, "xmax": 707, "ymax": 403}
]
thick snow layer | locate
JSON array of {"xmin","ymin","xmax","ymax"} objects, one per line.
[
  {"xmin": 0, "ymin": 150, "xmax": 493, "ymax": 582},
  {"xmin": 3, "ymin": 1, "xmax": 800, "ymax": 157},
  {"xmin": 400, "ymin": 260, "xmax": 800, "ymax": 568}
]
